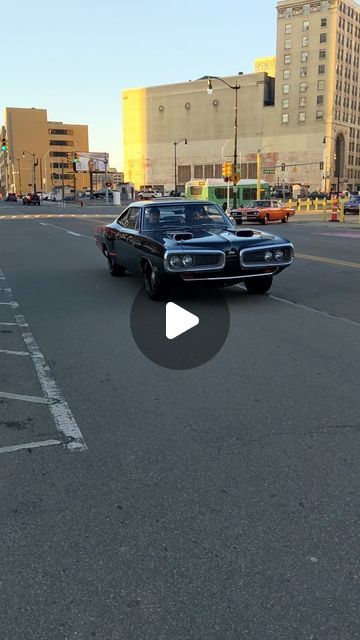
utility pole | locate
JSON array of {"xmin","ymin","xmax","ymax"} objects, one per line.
[{"xmin": 61, "ymin": 158, "xmax": 65, "ymax": 206}]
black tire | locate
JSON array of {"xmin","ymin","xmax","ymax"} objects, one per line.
[
  {"xmin": 107, "ymin": 255, "xmax": 125, "ymax": 277},
  {"xmin": 281, "ymin": 214, "xmax": 289, "ymax": 223},
  {"xmin": 262, "ymin": 214, "xmax": 269, "ymax": 225},
  {"xmin": 143, "ymin": 262, "xmax": 168, "ymax": 301},
  {"xmin": 244, "ymin": 276, "xmax": 273, "ymax": 295}
]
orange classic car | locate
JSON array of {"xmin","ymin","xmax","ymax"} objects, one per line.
[{"xmin": 232, "ymin": 199, "xmax": 296, "ymax": 225}]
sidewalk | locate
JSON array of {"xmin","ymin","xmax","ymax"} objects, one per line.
[{"xmin": 292, "ymin": 211, "xmax": 360, "ymax": 227}]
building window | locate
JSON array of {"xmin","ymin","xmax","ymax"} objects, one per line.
[
  {"xmin": 318, "ymin": 79, "xmax": 325, "ymax": 90},
  {"xmin": 285, "ymin": 7, "xmax": 293, "ymax": 17},
  {"xmin": 283, "ymin": 69, "xmax": 290, "ymax": 79},
  {"xmin": 300, "ymin": 67, "xmax": 307, "ymax": 77},
  {"xmin": 48, "ymin": 128, "xmax": 74, "ymax": 136},
  {"xmin": 299, "ymin": 112, "xmax": 306, "ymax": 122},
  {"xmin": 317, "ymin": 95, "xmax": 324, "ymax": 105},
  {"xmin": 302, "ymin": 36, "xmax": 309, "ymax": 46},
  {"xmin": 318, "ymin": 64, "xmax": 325, "ymax": 73},
  {"xmin": 300, "ymin": 82, "xmax": 308, "ymax": 92},
  {"xmin": 321, "ymin": 18, "xmax": 327, "ymax": 27},
  {"xmin": 214, "ymin": 164, "xmax": 222, "ymax": 178},
  {"xmin": 319, "ymin": 49, "xmax": 326, "ymax": 59},
  {"xmin": 204, "ymin": 164, "xmax": 214, "ymax": 178},
  {"xmin": 320, "ymin": 33, "xmax": 327, "ymax": 43},
  {"xmin": 283, "ymin": 84, "xmax": 290, "ymax": 94},
  {"xmin": 303, "ymin": 21, "xmax": 310, "ymax": 31},
  {"xmin": 284, "ymin": 54, "xmax": 291, "ymax": 64},
  {"xmin": 178, "ymin": 165, "xmax": 191, "ymax": 184},
  {"xmin": 282, "ymin": 113, "xmax": 289, "ymax": 124},
  {"xmin": 282, "ymin": 98, "xmax": 289, "ymax": 108},
  {"xmin": 317, "ymin": 109, "xmax": 324, "ymax": 118},
  {"xmin": 285, "ymin": 23, "xmax": 292, "ymax": 33},
  {"xmin": 301, "ymin": 51, "xmax": 309, "ymax": 62},
  {"xmin": 285, "ymin": 39, "xmax": 291, "ymax": 49},
  {"xmin": 49, "ymin": 140, "xmax": 74, "ymax": 146},
  {"xmin": 303, "ymin": 4, "xmax": 310, "ymax": 15},
  {"xmin": 299, "ymin": 96, "xmax": 307, "ymax": 106},
  {"xmin": 194, "ymin": 165, "xmax": 203, "ymax": 179}
]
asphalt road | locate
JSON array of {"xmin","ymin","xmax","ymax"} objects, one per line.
[{"xmin": 0, "ymin": 201, "xmax": 359, "ymax": 640}]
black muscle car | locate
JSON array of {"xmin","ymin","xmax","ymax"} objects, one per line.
[{"xmin": 95, "ymin": 200, "xmax": 294, "ymax": 300}]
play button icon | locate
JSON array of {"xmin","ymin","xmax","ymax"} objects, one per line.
[
  {"xmin": 130, "ymin": 287, "xmax": 230, "ymax": 370},
  {"xmin": 166, "ymin": 302, "xmax": 199, "ymax": 340}
]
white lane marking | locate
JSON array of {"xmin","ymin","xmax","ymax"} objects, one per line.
[
  {"xmin": 39, "ymin": 221, "xmax": 92, "ymax": 239},
  {"xmin": 15, "ymin": 313, "xmax": 87, "ymax": 451},
  {"xmin": 0, "ymin": 390, "xmax": 49, "ymax": 404},
  {"xmin": 0, "ymin": 322, "xmax": 17, "ymax": 326},
  {"xmin": 0, "ymin": 269, "xmax": 87, "ymax": 452},
  {"xmin": 0, "ymin": 439, "xmax": 61, "ymax": 455},
  {"xmin": 269, "ymin": 294, "xmax": 360, "ymax": 328},
  {"xmin": 0, "ymin": 301, "xmax": 19, "ymax": 308},
  {"xmin": 0, "ymin": 349, "xmax": 29, "ymax": 356}
]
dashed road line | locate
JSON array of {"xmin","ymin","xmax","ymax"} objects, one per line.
[
  {"xmin": 296, "ymin": 252, "xmax": 360, "ymax": 269},
  {"xmin": 0, "ymin": 349, "xmax": 29, "ymax": 356},
  {"xmin": 0, "ymin": 269, "xmax": 87, "ymax": 452},
  {"xmin": 269, "ymin": 293, "xmax": 360, "ymax": 328},
  {"xmin": 0, "ymin": 390, "xmax": 50, "ymax": 404},
  {"xmin": 40, "ymin": 222, "xmax": 93, "ymax": 239},
  {"xmin": 0, "ymin": 439, "xmax": 62, "ymax": 455}
]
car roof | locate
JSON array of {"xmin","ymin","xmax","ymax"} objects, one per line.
[{"xmin": 131, "ymin": 199, "xmax": 214, "ymax": 207}]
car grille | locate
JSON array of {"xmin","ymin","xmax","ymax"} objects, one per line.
[
  {"xmin": 241, "ymin": 247, "xmax": 292, "ymax": 265},
  {"xmin": 193, "ymin": 254, "xmax": 222, "ymax": 267}
]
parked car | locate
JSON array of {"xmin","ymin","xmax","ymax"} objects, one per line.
[
  {"xmin": 344, "ymin": 195, "xmax": 360, "ymax": 214},
  {"xmin": 94, "ymin": 199, "xmax": 294, "ymax": 301},
  {"xmin": 309, "ymin": 191, "xmax": 327, "ymax": 200},
  {"xmin": 5, "ymin": 193, "xmax": 17, "ymax": 202},
  {"xmin": 232, "ymin": 199, "xmax": 295, "ymax": 225},
  {"xmin": 23, "ymin": 193, "xmax": 40, "ymax": 206},
  {"xmin": 137, "ymin": 190, "xmax": 157, "ymax": 200}
]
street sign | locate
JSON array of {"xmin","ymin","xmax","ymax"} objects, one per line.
[{"xmin": 263, "ymin": 168, "xmax": 275, "ymax": 174}]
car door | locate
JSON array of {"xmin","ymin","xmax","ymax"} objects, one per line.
[
  {"xmin": 271, "ymin": 201, "xmax": 283, "ymax": 221},
  {"xmin": 114, "ymin": 206, "xmax": 141, "ymax": 272}
]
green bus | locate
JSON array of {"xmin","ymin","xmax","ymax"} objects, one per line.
[{"xmin": 185, "ymin": 178, "xmax": 271, "ymax": 209}]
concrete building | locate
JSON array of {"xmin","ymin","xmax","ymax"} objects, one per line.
[
  {"xmin": 122, "ymin": 0, "xmax": 360, "ymax": 194},
  {"xmin": 0, "ymin": 107, "xmax": 89, "ymax": 196}
]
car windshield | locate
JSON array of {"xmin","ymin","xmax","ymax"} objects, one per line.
[
  {"xmin": 349, "ymin": 196, "xmax": 360, "ymax": 203},
  {"xmin": 142, "ymin": 203, "xmax": 231, "ymax": 230},
  {"xmin": 247, "ymin": 200, "xmax": 271, "ymax": 208}
]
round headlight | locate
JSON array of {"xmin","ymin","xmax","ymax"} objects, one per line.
[
  {"xmin": 264, "ymin": 250, "xmax": 274, "ymax": 262},
  {"xmin": 182, "ymin": 255, "xmax": 194, "ymax": 267},
  {"xmin": 169, "ymin": 255, "xmax": 182, "ymax": 268},
  {"xmin": 275, "ymin": 249, "xmax": 285, "ymax": 261}
]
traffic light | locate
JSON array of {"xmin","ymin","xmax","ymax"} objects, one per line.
[
  {"xmin": 72, "ymin": 153, "xmax": 79, "ymax": 172},
  {"xmin": 1, "ymin": 139, "xmax": 8, "ymax": 152},
  {"xmin": 222, "ymin": 161, "xmax": 233, "ymax": 178},
  {"xmin": 319, "ymin": 161, "xmax": 324, "ymax": 170},
  {"xmin": 281, "ymin": 162, "xmax": 286, "ymax": 171}
]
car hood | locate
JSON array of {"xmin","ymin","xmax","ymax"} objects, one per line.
[{"xmin": 145, "ymin": 227, "xmax": 291, "ymax": 250}]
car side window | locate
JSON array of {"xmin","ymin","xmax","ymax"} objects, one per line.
[
  {"xmin": 122, "ymin": 207, "xmax": 139, "ymax": 230},
  {"xmin": 117, "ymin": 207, "xmax": 139, "ymax": 229}
]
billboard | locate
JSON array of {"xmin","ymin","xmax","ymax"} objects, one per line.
[{"xmin": 76, "ymin": 152, "xmax": 109, "ymax": 172}]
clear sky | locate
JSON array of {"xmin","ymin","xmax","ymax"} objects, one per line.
[{"xmin": 1, "ymin": 0, "xmax": 276, "ymax": 170}]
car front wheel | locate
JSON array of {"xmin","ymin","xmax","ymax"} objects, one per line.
[
  {"xmin": 143, "ymin": 262, "xmax": 168, "ymax": 301},
  {"xmin": 262, "ymin": 214, "xmax": 269, "ymax": 225},
  {"xmin": 244, "ymin": 276, "xmax": 273, "ymax": 295}
]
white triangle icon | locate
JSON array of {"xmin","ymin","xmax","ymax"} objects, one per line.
[{"xmin": 166, "ymin": 302, "xmax": 199, "ymax": 340}]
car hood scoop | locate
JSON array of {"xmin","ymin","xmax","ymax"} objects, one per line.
[
  {"xmin": 171, "ymin": 232, "xmax": 194, "ymax": 241},
  {"xmin": 231, "ymin": 229, "xmax": 255, "ymax": 237}
]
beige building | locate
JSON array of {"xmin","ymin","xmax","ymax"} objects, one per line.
[
  {"xmin": 0, "ymin": 107, "xmax": 89, "ymax": 196},
  {"xmin": 123, "ymin": 0, "xmax": 360, "ymax": 194}
]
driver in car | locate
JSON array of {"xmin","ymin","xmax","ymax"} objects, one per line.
[
  {"xmin": 185, "ymin": 205, "xmax": 209, "ymax": 225},
  {"xmin": 146, "ymin": 207, "xmax": 161, "ymax": 229}
]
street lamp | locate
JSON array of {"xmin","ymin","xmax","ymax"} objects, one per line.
[
  {"xmin": 206, "ymin": 75, "xmax": 240, "ymax": 208},
  {"xmin": 15, "ymin": 158, "xmax": 22, "ymax": 196},
  {"xmin": 323, "ymin": 135, "xmax": 340, "ymax": 195},
  {"xmin": 257, "ymin": 145, "xmax": 272, "ymax": 199},
  {"xmin": 173, "ymin": 138, "xmax": 187, "ymax": 195},
  {"xmin": 22, "ymin": 150, "xmax": 38, "ymax": 193}
]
